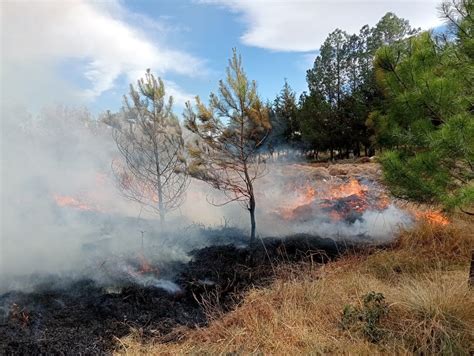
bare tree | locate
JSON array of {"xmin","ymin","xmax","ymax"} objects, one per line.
[
  {"xmin": 184, "ymin": 50, "xmax": 271, "ymax": 242},
  {"xmin": 106, "ymin": 69, "xmax": 188, "ymax": 226}
]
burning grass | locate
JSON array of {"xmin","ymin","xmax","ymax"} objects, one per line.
[
  {"xmin": 118, "ymin": 215, "xmax": 474, "ymax": 355},
  {"xmin": 53, "ymin": 194, "xmax": 98, "ymax": 212},
  {"xmin": 275, "ymin": 175, "xmax": 391, "ymax": 224}
]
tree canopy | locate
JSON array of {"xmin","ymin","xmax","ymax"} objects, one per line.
[
  {"xmin": 107, "ymin": 70, "xmax": 188, "ymax": 225},
  {"xmin": 184, "ymin": 49, "xmax": 271, "ymax": 241},
  {"xmin": 373, "ymin": 1, "xmax": 473, "ymax": 211},
  {"xmin": 298, "ymin": 12, "xmax": 417, "ymax": 159}
]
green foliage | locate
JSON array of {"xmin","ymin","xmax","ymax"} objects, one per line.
[
  {"xmin": 300, "ymin": 13, "xmax": 416, "ymax": 158},
  {"xmin": 370, "ymin": 12, "xmax": 419, "ymax": 48},
  {"xmin": 298, "ymin": 91, "xmax": 333, "ymax": 153},
  {"xmin": 273, "ymin": 80, "xmax": 300, "ymax": 145},
  {"xmin": 373, "ymin": 2, "xmax": 473, "ymax": 211},
  {"xmin": 341, "ymin": 291, "xmax": 389, "ymax": 343}
]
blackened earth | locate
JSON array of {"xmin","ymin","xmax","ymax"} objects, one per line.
[{"xmin": 0, "ymin": 234, "xmax": 355, "ymax": 355}]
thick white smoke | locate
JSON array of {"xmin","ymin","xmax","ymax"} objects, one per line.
[
  {"xmin": 0, "ymin": 103, "xmax": 253, "ymax": 293},
  {"xmin": 0, "ymin": 104, "xmax": 412, "ymax": 294},
  {"xmin": 0, "ymin": 1, "xmax": 411, "ymax": 293}
]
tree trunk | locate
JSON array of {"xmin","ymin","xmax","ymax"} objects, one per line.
[
  {"xmin": 243, "ymin": 157, "xmax": 256, "ymax": 243},
  {"xmin": 249, "ymin": 195, "xmax": 256, "ymax": 243},
  {"xmin": 469, "ymin": 250, "xmax": 474, "ymax": 288},
  {"xmin": 159, "ymin": 209, "xmax": 165, "ymax": 228},
  {"xmin": 154, "ymin": 144, "xmax": 166, "ymax": 228},
  {"xmin": 156, "ymin": 166, "xmax": 165, "ymax": 228}
]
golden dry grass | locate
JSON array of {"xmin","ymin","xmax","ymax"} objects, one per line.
[{"xmin": 117, "ymin": 215, "xmax": 474, "ymax": 355}]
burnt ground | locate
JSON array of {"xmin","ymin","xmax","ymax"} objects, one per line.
[{"xmin": 0, "ymin": 234, "xmax": 356, "ymax": 355}]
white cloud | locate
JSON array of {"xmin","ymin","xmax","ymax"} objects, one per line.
[
  {"xmin": 163, "ymin": 80, "xmax": 195, "ymax": 107},
  {"xmin": 0, "ymin": 0, "xmax": 203, "ymax": 107},
  {"xmin": 200, "ymin": 0, "xmax": 443, "ymax": 52}
]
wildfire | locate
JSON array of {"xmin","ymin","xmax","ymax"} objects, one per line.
[
  {"xmin": 10, "ymin": 303, "xmax": 30, "ymax": 327},
  {"xmin": 414, "ymin": 210, "xmax": 450, "ymax": 226},
  {"xmin": 279, "ymin": 186, "xmax": 315, "ymax": 219},
  {"xmin": 320, "ymin": 178, "xmax": 368, "ymax": 200},
  {"xmin": 277, "ymin": 178, "xmax": 390, "ymax": 222},
  {"xmin": 137, "ymin": 253, "xmax": 158, "ymax": 274},
  {"xmin": 295, "ymin": 186, "xmax": 317, "ymax": 206},
  {"xmin": 53, "ymin": 194, "xmax": 97, "ymax": 211}
]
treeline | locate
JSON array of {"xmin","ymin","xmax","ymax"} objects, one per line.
[
  {"xmin": 267, "ymin": 12, "xmax": 419, "ymax": 159},
  {"xmin": 268, "ymin": 0, "xmax": 473, "ymax": 210}
]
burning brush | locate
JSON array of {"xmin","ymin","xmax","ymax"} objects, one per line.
[
  {"xmin": 277, "ymin": 178, "xmax": 390, "ymax": 224},
  {"xmin": 413, "ymin": 209, "xmax": 450, "ymax": 226}
]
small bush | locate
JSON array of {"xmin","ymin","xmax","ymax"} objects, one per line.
[{"xmin": 341, "ymin": 291, "xmax": 389, "ymax": 343}]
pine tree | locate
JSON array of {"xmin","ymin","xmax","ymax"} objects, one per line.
[
  {"xmin": 302, "ymin": 13, "xmax": 417, "ymax": 159},
  {"xmin": 373, "ymin": 2, "xmax": 473, "ymax": 211},
  {"xmin": 107, "ymin": 70, "xmax": 188, "ymax": 225},
  {"xmin": 184, "ymin": 49, "xmax": 271, "ymax": 242},
  {"xmin": 274, "ymin": 79, "xmax": 300, "ymax": 144}
]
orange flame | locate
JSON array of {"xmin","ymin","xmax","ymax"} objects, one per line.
[
  {"xmin": 53, "ymin": 194, "xmax": 97, "ymax": 211},
  {"xmin": 321, "ymin": 178, "xmax": 367, "ymax": 200},
  {"xmin": 277, "ymin": 178, "xmax": 389, "ymax": 221},
  {"xmin": 414, "ymin": 210, "xmax": 450, "ymax": 226},
  {"xmin": 137, "ymin": 253, "xmax": 158, "ymax": 274},
  {"xmin": 279, "ymin": 186, "xmax": 316, "ymax": 219}
]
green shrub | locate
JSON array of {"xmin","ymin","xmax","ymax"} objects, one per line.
[{"xmin": 341, "ymin": 291, "xmax": 389, "ymax": 343}]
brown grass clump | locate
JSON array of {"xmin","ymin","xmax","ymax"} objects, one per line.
[
  {"xmin": 361, "ymin": 214, "xmax": 472, "ymax": 282},
  {"xmin": 389, "ymin": 271, "xmax": 474, "ymax": 354},
  {"xmin": 117, "ymin": 216, "xmax": 474, "ymax": 355},
  {"xmin": 395, "ymin": 214, "xmax": 472, "ymax": 260}
]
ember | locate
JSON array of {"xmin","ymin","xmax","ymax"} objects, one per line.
[{"xmin": 9, "ymin": 303, "xmax": 30, "ymax": 328}]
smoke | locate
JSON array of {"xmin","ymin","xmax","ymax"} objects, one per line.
[
  {"xmin": 254, "ymin": 163, "xmax": 412, "ymax": 241},
  {"xmin": 0, "ymin": 103, "xmax": 245, "ymax": 292},
  {"xmin": 0, "ymin": 103, "xmax": 413, "ymax": 294},
  {"xmin": 0, "ymin": 0, "xmax": 215, "ymax": 292},
  {"xmin": 0, "ymin": 3, "xmax": 410, "ymax": 291}
]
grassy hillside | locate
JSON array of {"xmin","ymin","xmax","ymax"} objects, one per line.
[{"xmin": 118, "ymin": 215, "xmax": 473, "ymax": 355}]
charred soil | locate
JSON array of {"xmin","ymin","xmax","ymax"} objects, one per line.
[{"xmin": 0, "ymin": 234, "xmax": 354, "ymax": 355}]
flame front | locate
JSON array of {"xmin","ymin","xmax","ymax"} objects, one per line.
[
  {"xmin": 414, "ymin": 210, "xmax": 450, "ymax": 226},
  {"xmin": 320, "ymin": 178, "xmax": 367, "ymax": 200},
  {"xmin": 277, "ymin": 178, "xmax": 389, "ymax": 221},
  {"xmin": 53, "ymin": 194, "xmax": 97, "ymax": 211},
  {"xmin": 279, "ymin": 186, "xmax": 316, "ymax": 219}
]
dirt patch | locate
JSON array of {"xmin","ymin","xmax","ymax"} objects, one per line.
[{"xmin": 272, "ymin": 162, "xmax": 383, "ymax": 182}]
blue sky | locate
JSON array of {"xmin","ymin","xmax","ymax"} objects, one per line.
[{"xmin": 1, "ymin": 0, "xmax": 443, "ymax": 115}]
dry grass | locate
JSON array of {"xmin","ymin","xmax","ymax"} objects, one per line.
[
  {"xmin": 118, "ymin": 215, "xmax": 474, "ymax": 355},
  {"xmin": 396, "ymin": 214, "xmax": 472, "ymax": 259}
]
